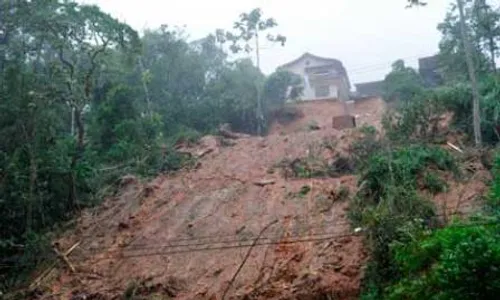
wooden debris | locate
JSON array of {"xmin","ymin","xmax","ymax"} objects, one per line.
[
  {"xmin": 447, "ymin": 141, "xmax": 463, "ymax": 153},
  {"xmin": 253, "ymin": 179, "xmax": 276, "ymax": 187},
  {"xmin": 53, "ymin": 244, "xmax": 76, "ymax": 273},
  {"xmin": 30, "ymin": 241, "xmax": 81, "ymax": 289},
  {"xmin": 218, "ymin": 123, "xmax": 249, "ymax": 139},
  {"xmin": 196, "ymin": 147, "xmax": 214, "ymax": 158}
]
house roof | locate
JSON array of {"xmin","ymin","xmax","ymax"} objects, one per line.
[
  {"xmin": 278, "ymin": 52, "xmax": 350, "ymax": 88},
  {"xmin": 355, "ymin": 80, "xmax": 384, "ymax": 97},
  {"xmin": 418, "ymin": 55, "xmax": 439, "ymax": 70}
]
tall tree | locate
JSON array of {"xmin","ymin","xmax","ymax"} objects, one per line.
[
  {"xmin": 457, "ymin": 0, "xmax": 482, "ymax": 146},
  {"xmin": 471, "ymin": 0, "xmax": 500, "ymax": 72},
  {"xmin": 218, "ymin": 8, "xmax": 286, "ymax": 135},
  {"xmin": 438, "ymin": 3, "xmax": 490, "ymax": 81},
  {"xmin": 28, "ymin": 1, "xmax": 140, "ymax": 206}
]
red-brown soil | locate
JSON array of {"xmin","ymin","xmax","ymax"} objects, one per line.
[{"xmin": 36, "ymin": 98, "xmax": 487, "ymax": 299}]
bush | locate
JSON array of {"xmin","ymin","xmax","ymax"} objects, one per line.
[
  {"xmin": 488, "ymin": 153, "xmax": 500, "ymax": 208},
  {"xmin": 386, "ymin": 220, "xmax": 500, "ymax": 300},
  {"xmin": 350, "ymin": 145, "xmax": 458, "ymax": 298},
  {"xmin": 422, "ymin": 172, "xmax": 448, "ymax": 194},
  {"xmin": 383, "ymin": 60, "xmax": 425, "ymax": 103},
  {"xmin": 382, "ymin": 91, "xmax": 446, "ymax": 143},
  {"xmin": 357, "ymin": 145, "xmax": 457, "ymax": 202},
  {"xmin": 433, "ymin": 76, "xmax": 500, "ymax": 145}
]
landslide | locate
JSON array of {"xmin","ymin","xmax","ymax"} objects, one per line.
[{"xmin": 32, "ymin": 98, "xmax": 391, "ymax": 299}]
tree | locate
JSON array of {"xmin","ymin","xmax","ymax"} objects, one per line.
[
  {"xmin": 471, "ymin": 0, "xmax": 500, "ymax": 72},
  {"xmin": 406, "ymin": 0, "xmax": 427, "ymax": 7},
  {"xmin": 0, "ymin": 1, "xmax": 290, "ymax": 291},
  {"xmin": 438, "ymin": 3, "xmax": 490, "ymax": 82},
  {"xmin": 263, "ymin": 70, "xmax": 303, "ymax": 108},
  {"xmin": 18, "ymin": 1, "xmax": 141, "ymax": 207},
  {"xmin": 383, "ymin": 60, "xmax": 425, "ymax": 102},
  {"xmin": 456, "ymin": 0, "xmax": 482, "ymax": 146},
  {"xmin": 218, "ymin": 8, "xmax": 286, "ymax": 135}
]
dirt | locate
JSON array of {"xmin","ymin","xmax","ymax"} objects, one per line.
[{"xmin": 36, "ymin": 97, "xmax": 487, "ymax": 299}]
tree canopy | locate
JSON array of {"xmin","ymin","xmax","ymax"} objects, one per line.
[{"xmin": 0, "ymin": 1, "xmax": 292, "ymax": 290}]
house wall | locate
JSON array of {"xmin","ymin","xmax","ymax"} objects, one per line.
[{"xmin": 282, "ymin": 56, "xmax": 348, "ymax": 101}]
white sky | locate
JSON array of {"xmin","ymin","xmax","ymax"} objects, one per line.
[{"xmin": 82, "ymin": 0, "xmax": 456, "ymax": 85}]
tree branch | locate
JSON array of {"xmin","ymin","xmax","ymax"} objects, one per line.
[{"xmin": 221, "ymin": 219, "xmax": 278, "ymax": 299}]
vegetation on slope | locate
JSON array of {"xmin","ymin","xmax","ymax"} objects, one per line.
[{"xmin": 0, "ymin": 1, "xmax": 298, "ymax": 291}]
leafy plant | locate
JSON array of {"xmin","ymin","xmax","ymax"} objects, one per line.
[
  {"xmin": 383, "ymin": 60, "xmax": 425, "ymax": 103},
  {"xmin": 422, "ymin": 172, "xmax": 448, "ymax": 194},
  {"xmin": 350, "ymin": 145, "xmax": 458, "ymax": 298},
  {"xmin": 386, "ymin": 220, "xmax": 500, "ymax": 300}
]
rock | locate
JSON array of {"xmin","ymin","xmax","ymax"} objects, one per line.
[
  {"xmin": 213, "ymin": 268, "xmax": 223, "ymax": 276},
  {"xmin": 118, "ymin": 221, "xmax": 130, "ymax": 230}
]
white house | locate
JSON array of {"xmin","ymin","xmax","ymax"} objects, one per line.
[{"xmin": 279, "ymin": 52, "xmax": 351, "ymax": 101}]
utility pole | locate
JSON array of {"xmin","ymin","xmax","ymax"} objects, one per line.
[{"xmin": 457, "ymin": 0, "xmax": 482, "ymax": 146}]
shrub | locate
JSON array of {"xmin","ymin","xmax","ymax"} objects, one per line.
[
  {"xmin": 488, "ymin": 153, "xmax": 500, "ymax": 208},
  {"xmin": 350, "ymin": 127, "xmax": 384, "ymax": 169},
  {"xmin": 350, "ymin": 145, "xmax": 459, "ymax": 298},
  {"xmin": 433, "ymin": 77, "xmax": 500, "ymax": 145},
  {"xmin": 422, "ymin": 172, "xmax": 448, "ymax": 194},
  {"xmin": 386, "ymin": 220, "xmax": 500, "ymax": 300},
  {"xmin": 382, "ymin": 91, "xmax": 446, "ymax": 143},
  {"xmin": 383, "ymin": 60, "xmax": 425, "ymax": 103},
  {"xmin": 357, "ymin": 145, "xmax": 457, "ymax": 202}
]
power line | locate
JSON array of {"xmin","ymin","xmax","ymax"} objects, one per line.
[
  {"xmin": 101, "ymin": 220, "xmax": 500, "ymax": 260},
  {"xmin": 81, "ymin": 204, "xmax": 477, "ymax": 249},
  {"xmin": 0, "ymin": 211, "xmax": 496, "ymax": 269},
  {"xmin": 83, "ymin": 205, "xmax": 478, "ymax": 255}
]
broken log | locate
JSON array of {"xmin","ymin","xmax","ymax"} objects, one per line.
[{"xmin": 253, "ymin": 179, "xmax": 276, "ymax": 187}]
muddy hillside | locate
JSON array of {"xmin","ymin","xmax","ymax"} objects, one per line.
[{"xmin": 43, "ymin": 99, "xmax": 387, "ymax": 299}]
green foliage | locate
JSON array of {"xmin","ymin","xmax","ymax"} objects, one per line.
[
  {"xmin": 218, "ymin": 8, "xmax": 286, "ymax": 54},
  {"xmin": 0, "ymin": 1, "xmax": 289, "ymax": 292},
  {"xmin": 359, "ymin": 124, "xmax": 377, "ymax": 136},
  {"xmin": 438, "ymin": 3, "xmax": 491, "ymax": 82},
  {"xmin": 386, "ymin": 221, "xmax": 500, "ymax": 300},
  {"xmin": 423, "ymin": 172, "xmax": 448, "ymax": 194},
  {"xmin": 382, "ymin": 74, "xmax": 500, "ymax": 146},
  {"xmin": 299, "ymin": 185, "xmax": 311, "ymax": 197},
  {"xmin": 383, "ymin": 90, "xmax": 447, "ymax": 143},
  {"xmin": 350, "ymin": 145, "xmax": 458, "ymax": 298},
  {"xmin": 432, "ymin": 76, "xmax": 500, "ymax": 145},
  {"xmin": 263, "ymin": 70, "xmax": 303, "ymax": 108},
  {"xmin": 350, "ymin": 126, "xmax": 383, "ymax": 167},
  {"xmin": 383, "ymin": 60, "xmax": 425, "ymax": 102},
  {"xmin": 488, "ymin": 153, "xmax": 500, "ymax": 207},
  {"xmin": 357, "ymin": 145, "xmax": 456, "ymax": 202}
]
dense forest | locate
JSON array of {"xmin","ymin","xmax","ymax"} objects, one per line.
[{"xmin": 0, "ymin": 0, "xmax": 300, "ymax": 290}]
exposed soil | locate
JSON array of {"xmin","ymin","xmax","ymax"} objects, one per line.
[{"xmin": 34, "ymin": 97, "xmax": 487, "ymax": 299}]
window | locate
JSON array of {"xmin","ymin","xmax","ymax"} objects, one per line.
[
  {"xmin": 313, "ymin": 70, "xmax": 330, "ymax": 76},
  {"xmin": 315, "ymin": 85, "xmax": 330, "ymax": 98}
]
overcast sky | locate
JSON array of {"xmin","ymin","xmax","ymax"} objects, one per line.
[{"xmin": 82, "ymin": 0, "xmax": 456, "ymax": 85}]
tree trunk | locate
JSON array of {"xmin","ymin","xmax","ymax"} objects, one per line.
[
  {"xmin": 68, "ymin": 107, "xmax": 84, "ymax": 208},
  {"xmin": 489, "ymin": 36, "xmax": 497, "ymax": 72},
  {"xmin": 27, "ymin": 146, "xmax": 37, "ymax": 233},
  {"xmin": 457, "ymin": 0, "xmax": 482, "ymax": 146},
  {"xmin": 255, "ymin": 32, "xmax": 264, "ymax": 136},
  {"xmin": 138, "ymin": 57, "xmax": 152, "ymax": 117}
]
